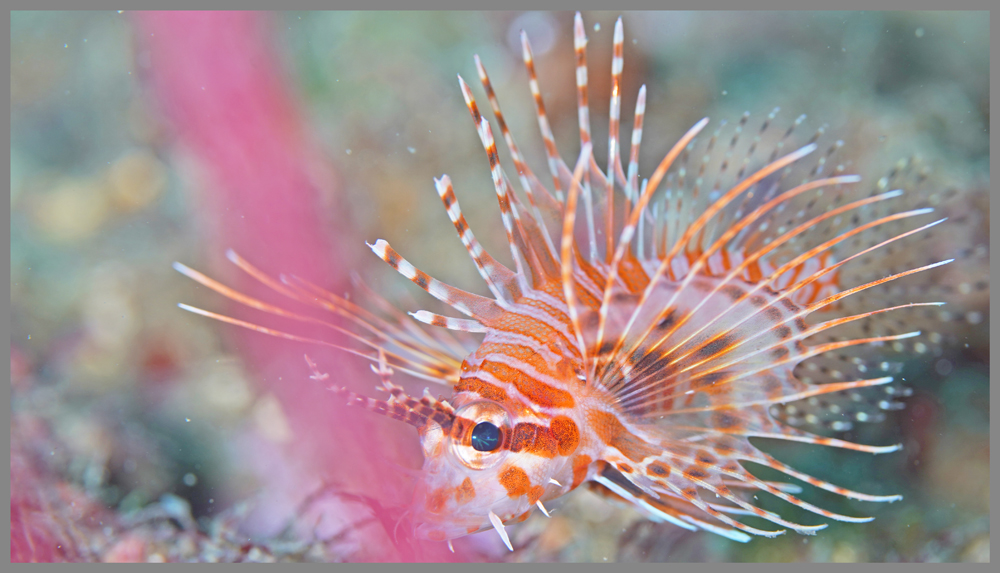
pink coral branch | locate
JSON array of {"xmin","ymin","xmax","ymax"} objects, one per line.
[{"xmin": 131, "ymin": 12, "xmax": 458, "ymax": 562}]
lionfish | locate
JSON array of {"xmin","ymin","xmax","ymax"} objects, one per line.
[{"xmin": 175, "ymin": 14, "xmax": 984, "ymax": 552}]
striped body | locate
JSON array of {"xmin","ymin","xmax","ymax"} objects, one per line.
[
  {"xmin": 175, "ymin": 13, "xmax": 983, "ymax": 553},
  {"xmin": 406, "ymin": 245, "xmax": 851, "ymax": 543}
]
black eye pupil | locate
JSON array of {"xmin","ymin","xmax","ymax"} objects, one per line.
[{"xmin": 470, "ymin": 422, "xmax": 501, "ymax": 452}]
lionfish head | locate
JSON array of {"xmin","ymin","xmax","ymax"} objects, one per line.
[
  {"xmin": 335, "ymin": 370, "xmax": 565, "ymax": 545},
  {"xmin": 410, "ymin": 397, "xmax": 537, "ymax": 543}
]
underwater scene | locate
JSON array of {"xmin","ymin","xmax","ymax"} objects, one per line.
[{"xmin": 10, "ymin": 11, "xmax": 989, "ymax": 562}]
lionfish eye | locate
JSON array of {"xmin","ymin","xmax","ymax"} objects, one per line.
[
  {"xmin": 451, "ymin": 400, "xmax": 509, "ymax": 469},
  {"xmin": 470, "ymin": 422, "xmax": 501, "ymax": 452}
]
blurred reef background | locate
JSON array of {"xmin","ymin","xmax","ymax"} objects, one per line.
[{"xmin": 10, "ymin": 11, "xmax": 988, "ymax": 562}]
